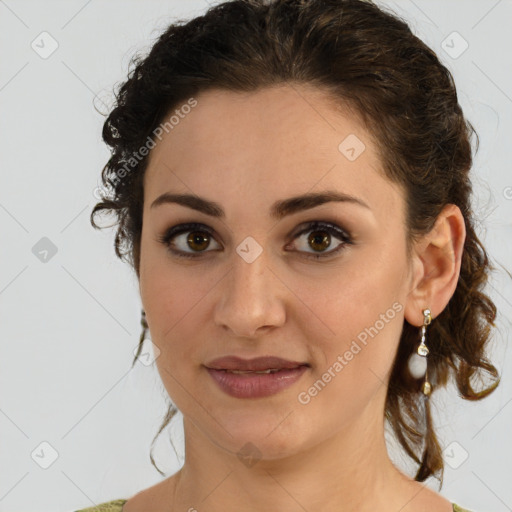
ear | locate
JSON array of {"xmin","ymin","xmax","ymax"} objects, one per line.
[{"xmin": 404, "ymin": 203, "xmax": 466, "ymax": 327}]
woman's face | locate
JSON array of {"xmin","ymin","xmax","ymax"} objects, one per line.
[{"xmin": 139, "ymin": 84, "xmax": 417, "ymax": 460}]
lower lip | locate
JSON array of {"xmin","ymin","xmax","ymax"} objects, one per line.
[{"xmin": 206, "ymin": 366, "xmax": 309, "ymax": 398}]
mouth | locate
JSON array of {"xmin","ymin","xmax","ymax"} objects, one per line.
[
  {"xmin": 216, "ymin": 368, "xmax": 288, "ymax": 374},
  {"xmin": 204, "ymin": 355, "xmax": 311, "ymax": 372},
  {"xmin": 203, "ymin": 355, "xmax": 310, "ymax": 398}
]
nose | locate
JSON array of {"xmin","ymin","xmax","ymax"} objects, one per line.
[{"xmin": 213, "ymin": 247, "xmax": 286, "ymax": 338}]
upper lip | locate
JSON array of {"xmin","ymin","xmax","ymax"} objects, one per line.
[{"xmin": 204, "ymin": 356, "xmax": 310, "ymax": 371}]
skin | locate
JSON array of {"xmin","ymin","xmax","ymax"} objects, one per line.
[{"xmin": 128, "ymin": 83, "xmax": 466, "ymax": 512}]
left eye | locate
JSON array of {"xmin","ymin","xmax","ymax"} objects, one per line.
[
  {"xmin": 287, "ymin": 221, "xmax": 353, "ymax": 260},
  {"xmin": 157, "ymin": 221, "xmax": 353, "ymax": 260}
]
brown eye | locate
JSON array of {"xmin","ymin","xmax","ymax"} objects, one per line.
[
  {"xmin": 307, "ymin": 230, "xmax": 332, "ymax": 252},
  {"xmin": 158, "ymin": 223, "xmax": 221, "ymax": 259},
  {"xmin": 289, "ymin": 221, "xmax": 353, "ymax": 260},
  {"xmin": 159, "ymin": 221, "xmax": 353, "ymax": 261},
  {"xmin": 186, "ymin": 231, "xmax": 211, "ymax": 252}
]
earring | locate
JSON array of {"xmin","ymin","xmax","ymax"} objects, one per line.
[
  {"xmin": 141, "ymin": 308, "xmax": 149, "ymax": 330},
  {"xmin": 407, "ymin": 308, "xmax": 432, "ymax": 396},
  {"xmin": 132, "ymin": 309, "xmax": 150, "ymax": 368}
]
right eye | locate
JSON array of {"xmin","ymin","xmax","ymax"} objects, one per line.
[{"xmin": 157, "ymin": 223, "xmax": 221, "ymax": 259}]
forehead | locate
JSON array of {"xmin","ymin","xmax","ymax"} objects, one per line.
[{"xmin": 143, "ymin": 84, "xmax": 404, "ymax": 225}]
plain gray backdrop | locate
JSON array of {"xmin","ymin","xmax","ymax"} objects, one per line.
[{"xmin": 0, "ymin": 1, "xmax": 511, "ymax": 511}]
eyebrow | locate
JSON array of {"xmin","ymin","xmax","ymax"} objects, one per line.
[{"xmin": 150, "ymin": 190, "xmax": 370, "ymax": 220}]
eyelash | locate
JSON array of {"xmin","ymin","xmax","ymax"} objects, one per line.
[{"xmin": 157, "ymin": 221, "xmax": 354, "ymax": 261}]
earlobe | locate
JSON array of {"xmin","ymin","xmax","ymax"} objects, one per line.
[{"xmin": 404, "ymin": 203, "xmax": 466, "ymax": 327}]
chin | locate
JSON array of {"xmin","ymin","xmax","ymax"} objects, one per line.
[
  {"xmin": 209, "ymin": 415, "xmax": 310, "ymax": 460},
  {"xmin": 218, "ymin": 434, "xmax": 305, "ymax": 465}
]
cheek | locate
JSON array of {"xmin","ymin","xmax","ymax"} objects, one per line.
[
  {"xmin": 297, "ymin": 280, "xmax": 404, "ymax": 429},
  {"xmin": 139, "ymin": 251, "xmax": 181, "ymax": 345},
  {"xmin": 302, "ymin": 249, "xmax": 405, "ymax": 378},
  {"xmin": 139, "ymin": 255, "xmax": 219, "ymax": 370},
  {"xmin": 140, "ymin": 239, "xmax": 197, "ymax": 329}
]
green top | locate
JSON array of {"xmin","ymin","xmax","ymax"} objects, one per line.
[{"xmin": 74, "ymin": 499, "xmax": 474, "ymax": 511}]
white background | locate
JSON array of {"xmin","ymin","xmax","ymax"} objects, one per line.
[{"xmin": 0, "ymin": 1, "xmax": 511, "ymax": 511}]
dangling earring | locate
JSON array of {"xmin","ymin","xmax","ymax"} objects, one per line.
[
  {"xmin": 132, "ymin": 308, "xmax": 149, "ymax": 366},
  {"xmin": 407, "ymin": 308, "xmax": 432, "ymax": 396},
  {"xmin": 141, "ymin": 308, "xmax": 149, "ymax": 331}
]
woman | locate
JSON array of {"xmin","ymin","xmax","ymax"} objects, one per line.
[{"xmin": 79, "ymin": 0, "xmax": 501, "ymax": 510}]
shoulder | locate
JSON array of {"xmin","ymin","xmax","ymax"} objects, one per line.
[
  {"xmin": 73, "ymin": 499, "xmax": 127, "ymax": 512},
  {"xmin": 452, "ymin": 504, "xmax": 474, "ymax": 512},
  {"xmin": 73, "ymin": 477, "xmax": 175, "ymax": 512},
  {"xmin": 121, "ymin": 474, "xmax": 179, "ymax": 512}
]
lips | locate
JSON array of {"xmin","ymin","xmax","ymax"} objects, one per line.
[
  {"xmin": 205, "ymin": 357, "xmax": 310, "ymax": 398},
  {"xmin": 204, "ymin": 355, "xmax": 310, "ymax": 372}
]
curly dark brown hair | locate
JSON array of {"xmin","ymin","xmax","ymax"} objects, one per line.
[{"xmin": 90, "ymin": 0, "xmax": 502, "ymax": 485}]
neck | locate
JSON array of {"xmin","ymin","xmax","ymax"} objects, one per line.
[{"xmin": 168, "ymin": 387, "xmax": 419, "ymax": 512}]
